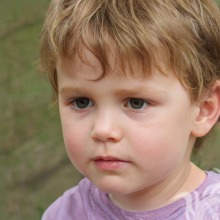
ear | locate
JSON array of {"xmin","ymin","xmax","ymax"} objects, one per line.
[{"xmin": 191, "ymin": 80, "xmax": 220, "ymax": 137}]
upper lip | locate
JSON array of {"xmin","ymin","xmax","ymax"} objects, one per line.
[{"xmin": 93, "ymin": 156, "xmax": 128, "ymax": 162}]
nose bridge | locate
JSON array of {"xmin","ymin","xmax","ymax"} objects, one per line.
[{"xmin": 91, "ymin": 106, "xmax": 122, "ymax": 142}]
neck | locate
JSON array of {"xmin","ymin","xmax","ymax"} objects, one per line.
[{"xmin": 108, "ymin": 162, "xmax": 206, "ymax": 212}]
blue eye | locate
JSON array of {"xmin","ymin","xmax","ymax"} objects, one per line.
[
  {"xmin": 73, "ymin": 98, "xmax": 93, "ymax": 109},
  {"xmin": 128, "ymin": 99, "xmax": 148, "ymax": 109}
]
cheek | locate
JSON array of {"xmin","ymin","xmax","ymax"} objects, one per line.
[
  {"xmin": 128, "ymin": 121, "xmax": 186, "ymax": 171},
  {"xmin": 63, "ymin": 126, "xmax": 80, "ymax": 151},
  {"xmin": 62, "ymin": 123, "xmax": 89, "ymax": 172}
]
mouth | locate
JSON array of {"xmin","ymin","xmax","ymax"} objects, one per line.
[
  {"xmin": 93, "ymin": 156, "xmax": 130, "ymax": 171},
  {"xmin": 93, "ymin": 156, "xmax": 127, "ymax": 161}
]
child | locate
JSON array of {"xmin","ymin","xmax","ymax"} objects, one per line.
[{"xmin": 39, "ymin": 0, "xmax": 220, "ymax": 219}]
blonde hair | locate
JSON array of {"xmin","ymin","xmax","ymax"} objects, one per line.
[{"xmin": 39, "ymin": 0, "xmax": 220, "ymax": 150}]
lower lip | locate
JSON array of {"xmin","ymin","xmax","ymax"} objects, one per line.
[{"xmin": 94, "ymin": 160, "xmax": 129, "ymax": 171}]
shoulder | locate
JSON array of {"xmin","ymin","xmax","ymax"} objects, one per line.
[
  {"xmin": 201, "ymin": 171, "xmax": 220, "ymax": 204},
  {"xmin": 203, "ymin": 170, "xmax": 220, "ymax": 196},
  {"xmin": 206, "ymin": 170, "xmax": 220, "ymax": 182},
  {"xmin": 187, "ymin": 171, "xmax": 220, "ymax": 219},
  {"xmin": 41, "ymin": 178, "xmax": 93, "ymax": 220}
]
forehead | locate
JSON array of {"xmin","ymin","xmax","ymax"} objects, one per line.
[
  {"xmin": 56, "ymin": 46, "xmax": 190, "ymax": 102},
  {"xmin": 57, "ymin": 53, "xmax": 194, "ymax": 117},
  {"xmin": 57, "ymin": 46, "xmax": 104, "ymax": 80},
  {"xmin": 56, "ymin": 42, "xmax": 169, "ymax": 82}
]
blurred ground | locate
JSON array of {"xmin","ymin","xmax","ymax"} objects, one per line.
[
  {"xmin": 0, "ymin": 1, "xmax": 83, "ymax": 219},
  {"xmin": 0, "ymin": 1, "xmax": 220, "ymax": 220}
]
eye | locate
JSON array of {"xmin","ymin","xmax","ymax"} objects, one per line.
[
  {"xmin": 127, "ymin": 98, "xmax": 148, "ymax": 109},
  {"xmin": 72, "ymin": 98, "xmax": 93, "ymax": 109}
]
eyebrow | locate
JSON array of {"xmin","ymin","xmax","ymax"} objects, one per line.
[
  {"xmin": 114, "ymin": 88, "xmax": 167, "ymax": 97},
  {"xmin": 59, "ymin": 87, "xmax": 89, "ymax": 95},
  {"xmin": 59, "ymin": 86, "xmax": 167, "ymax": 97}
]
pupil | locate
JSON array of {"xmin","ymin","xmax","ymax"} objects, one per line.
[
  {"xmin": 76, "ymin": 98, "xmax": 89, "ymax": 108},
  {"xmin": 130, "ymin": 99, "xmax": 144, "ymax": 109}
]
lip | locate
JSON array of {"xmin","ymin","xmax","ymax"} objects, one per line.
[
  {"xmin": 93, "ymin": 156, "xmax": 130, "ymax": 171},
  {"xmin": 93, "ymin": 156, "xmax": 126, "ymax": 161}
]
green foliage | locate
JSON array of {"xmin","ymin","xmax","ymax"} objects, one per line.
[
  {"xmin": 191, "ymin": 123, "xmax": 220, "ymax": 171},
  {"xmin": 216, "ymin": 0, "xmax": 220, "ymax": 5},
  {"xmin": 0, "ymin": 0, "xmax": 83, "ymax": 219}
]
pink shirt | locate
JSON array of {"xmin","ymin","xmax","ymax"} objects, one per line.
[{"xmin": 42, "ymin": 171, "xmax": 220, "ymax": 220}]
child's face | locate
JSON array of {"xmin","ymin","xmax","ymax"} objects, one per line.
[{"xmin": 57, "ymin": 47, "xmax": 198, "ymax": 195}]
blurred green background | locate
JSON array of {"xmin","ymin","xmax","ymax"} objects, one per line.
[{"xmin": 0, "ymin": 1, "xmax": 220, "ymax": 219}]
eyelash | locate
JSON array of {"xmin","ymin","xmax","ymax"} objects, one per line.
[{"xmin": 68, "ymin": 97, "xmax": 150, "ymax": 113}]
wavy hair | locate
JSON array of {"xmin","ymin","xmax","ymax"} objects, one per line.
[{"xmin": 39, "ymin": 0, "xmax": 220, "ymax": 150}]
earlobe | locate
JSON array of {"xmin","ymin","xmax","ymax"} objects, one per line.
[{"xmin": 191, "ymin": 80, "xmax": 220, "ymax": 137}]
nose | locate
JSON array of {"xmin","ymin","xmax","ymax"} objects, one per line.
[{"xmin": 91, "ymin": 110, "xmax": 122, "ymax": 143}]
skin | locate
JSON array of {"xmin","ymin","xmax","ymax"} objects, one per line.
[{"xmin": 57, "ymin": 47, "xmax": 207, "ymax": 211}]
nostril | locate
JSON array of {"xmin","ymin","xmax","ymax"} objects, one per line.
[
  {"xmin": 92, "ymin": 136, "xmax": 98, "ymax": 142},
  {"xmin": 91, "ymin": 128, "xmax": 122, "ymax": 143}
]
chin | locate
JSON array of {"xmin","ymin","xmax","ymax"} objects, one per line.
[{"xmin": 91, "ymin": 176, "xmax": 131, "ymax": 194}]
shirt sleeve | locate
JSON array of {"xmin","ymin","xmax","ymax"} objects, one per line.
[{"xmin": 41, "ymin": 196, "xmax": 63, "ymax": 220}]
